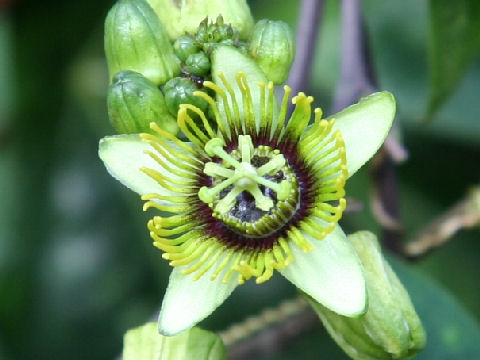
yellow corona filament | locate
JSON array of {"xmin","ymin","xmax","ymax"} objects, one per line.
[{"xmin": 218, "ymin": 73, "xmax": 242, "ymax": 131}]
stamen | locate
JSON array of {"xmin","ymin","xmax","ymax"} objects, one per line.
[
  {"xmin": 203, "ymin": 162, "xmax": 234, "ymax": 178},
  {"xmin": 256, "ymin": 155, "xmax": 286, "ymax": 176},
  {"xmin": 204, "ymin": 138, "xmax": 242, "ymax": 168},
  {"xmin": 199, "ymin": 136, "xmax": 292, "ymax": 214},
  {"xmin": 239, "ymin": 135, "xmax": 254, "ymax": 162},
  {"xmin": 198, "ymin": 174, "xmax": 241, "ymax": 204}
]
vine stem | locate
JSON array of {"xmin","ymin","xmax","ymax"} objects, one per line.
[
  {"xmin": 332, "ymin": 0, "xmax": 375, "ymax": 113},
  {"xmin": 223, "ymin": 297, "xmax": 318, "ymax": 360},
  {"xmin": 332, "ymin": 0, "xmax": 404, "ymax": 254},
  {"xmin": 286, "ymin": 0, "xmax": 324, "ymax": 113},
  {"xmin": 404, "ymin": 187, "xmax": 480, "ymax": 259}
]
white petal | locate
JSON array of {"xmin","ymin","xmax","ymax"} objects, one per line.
[
  {"xmin": 329, "ymin": 92, "xmax": 396, "ymax": 178},
  {"xmin": 98, "ymin": 135, "xmax": 191, "ymax": 198},
  {"xmin": 280, "ymin": 224, "xmax": 367, "ymax": 317},
  {"xmin": 158, "ymin": 265, "xmax": 240, "ymax": 336}
]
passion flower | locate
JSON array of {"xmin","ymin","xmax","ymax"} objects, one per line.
[{"xmin": 99, "ymin": 47, "xmax": 395, "ymax": 336}]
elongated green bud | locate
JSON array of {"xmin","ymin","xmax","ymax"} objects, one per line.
[
  {"xmin": 306, "ymin": 231, "xmax": 426, "ymax": 360},
  {"xmin": 146, "ymin": 0, "xmax": 254, "ymax": 41},
  {"xmin": 107, "ymin": 71, "xmax": 178, "ymax": 135},
  {"xmin": 163, "ymin": 77, "xmax": 208, "ymax": 116},
  {"xmin": 104, "ymin": 0, "xmax": 180, "ymax": 85},
  {"xmin": 249, "ymin": 19, "xmax": 295, "ymax": 84}
]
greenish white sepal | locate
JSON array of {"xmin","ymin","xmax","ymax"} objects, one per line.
[
  {"xmin": 158, "ymin": 263, "xmax": 240, "ymax": 336},
  {"xmin": 98, "ymin": 135, "xmax": 190, "ymax": 200},
  {"xmin": 280, "ymin": 224, "xmax": 367, "ymax": 317},
  {"xmin": 211, "ymin": 46, "xmax": 276, "ymax": 129},
  {"xmin": 329, "ymin": 92, "xmax": 396, "ymax": 178}
]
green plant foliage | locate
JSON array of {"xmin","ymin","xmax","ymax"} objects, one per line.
[
  {"xmin": 265, "ymin": 255, "xmax": 480, "ymax": 360},
  {"xmin": 390, "ymin": 257, "xmax": 480, "ymax": 360},
  {"xmin": 123, "ymin": 323, "xmax": 226, "ymax": 360},
  {"xmin": 427, "ymin": 0, "xmax": 480, "ymax": 117}
]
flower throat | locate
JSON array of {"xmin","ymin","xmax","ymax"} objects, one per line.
[{"xmin": 198, "ymin": 135, "xmax": 299, "ymax": 238}]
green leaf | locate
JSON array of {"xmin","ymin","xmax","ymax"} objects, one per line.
[
  {"xmin": 427, "ymin": 0, "xmax": 480, "ymax": 116},
  {"xmin": 328, "ymin": 92, "xmax": 396, "ymax": 178},
  {"xmin": 389, "ymin": 256, "xmax": 480, "ymax": 360},
  {"xmin": 123, "ymin": 323, "xmax": 226, "ymax": 360},
  {"xmin": 280, "ymin": 224, "xmax": 366, "ymax": 317}
]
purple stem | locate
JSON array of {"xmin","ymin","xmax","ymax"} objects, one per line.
[
  {"xmin": 287, "ymin": 0, "xmax": 324, "ymax": 112},
  {"xmin": 332, "ymin": 0, "xmax": 402, "ymax": 253}
]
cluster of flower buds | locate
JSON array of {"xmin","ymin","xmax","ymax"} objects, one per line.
[
  {"xmin": 163, "ymin": 15, "xmax": 249, "ymax": 117},
  {"xmin": 104, "ymin": 0, "xmax": 297, "ymax": 135}
]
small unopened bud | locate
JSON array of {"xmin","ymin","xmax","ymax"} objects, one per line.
[
  {"xmin": 173, "ymin": 35, "xmax": 199, "ymax": 62},
  {"xmin": 305, "ymin": 231, "xmax": 426, "ymax": 360},
  {"xmin": 249, "ymin": 19, "xmax": 295, "ymax": 84},
  {"xmin": 104, "ymin": 0, "xmax": 180, "ymax": 85},
  {"xmin": 107, "ymin": 71, "xmax": 178, "ymax": 135},
  {"xmin": 163, "ymin": 77, "xmax": 208, "ymax": 117},
  {"xmin": 146, "ymin": 0, "xmax": 254, "ymax": 41},
  {"xmin": 185, "ymin": 52, "xmax": 211, "ymax": 76}
]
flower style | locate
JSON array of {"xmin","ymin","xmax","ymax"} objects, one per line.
[{"xmin": 99, "ymin": 47, "xmax": 395, "ymax": 336}]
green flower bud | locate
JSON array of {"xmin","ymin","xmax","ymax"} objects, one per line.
[
  {"xmin": 306, "ymin": 231, "xmax": 426, "ymax": 360},
  {"xmin": 104, "ymin": 0, "xmax": 181, "ymax": 85},
  {"xmin": 184, "ymin": 52, "xmax": 211, "ymax": 76},
  {"xmin": 249, "ymin": 19, "xmax": 295, "ymax": 84},
  {"xmin": 107, "ymin": 71, "xmax": 178, "ymax": 135},
  {"xmin": 173, "ymin": 35, "xmax": 199, "ymax": 62},
  {"xmin": 145, "ymin": 0, "xmax": 254, "ymax": 41},
  {"xmin": 207, "ymin": 24, "xmax": 222, "ymax": 43},
  {"xmin": 220, "ymin": 24, "xmax": 236, "ymax": 41},
  {"xmin": 163, "ymin": 77, "xmax": 208, "ymax": 117}
]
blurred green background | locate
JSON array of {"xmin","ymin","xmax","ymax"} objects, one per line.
[{"xmin": 2, "ymin": 0, "xmax": 480, "ymax": 359}]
